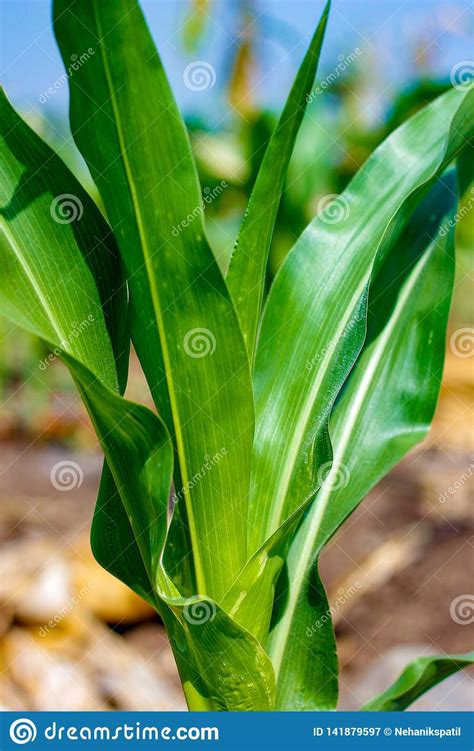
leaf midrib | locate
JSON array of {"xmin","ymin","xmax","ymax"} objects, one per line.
[{"xmin": 91, "ymin": 0, "xmax": 205, "ymax": 594}]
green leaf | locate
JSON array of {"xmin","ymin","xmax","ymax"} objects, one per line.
[
  {"xmin": 157, "ymin": 575, "xmax": 276, "ymax": 711},
  {"xmin": 226, "ymin": 0, "xmax": 330, "ymax": 360},
  {"xmin": 222, "ymin": 495, "xmax": 314, "ymax": 643},
  {"xmin": 0, "ymin": 88, "xmax": 172, "ymax": 600},
  {"xmin": 0, "ymin": 93, "xmax": 123, "ymax": 393},
  {"xmin": 271, "ymin": 560, "xmax": 338, "ymax": 710},
  {"xmin": 74, "ymin": 366, "xmax": 263, "ymax": 713},
  {"xmin": 294, "ymin": 175, "xmax": 459, "ymax": 558},
  {"xmin": 0, "ymin": 89, "xmax": 161, "ymax": 609},
  {"xmin": 54, "ymin": 0, "xmax": 254, "ymax": 602},
  {"xmin": 249, "ymin": 87, "xmax": 474, "ymax": 556},
  {"xmin": 361, "ymin": 652, "xmax": 474, "ymax": 711},
  {"xmin": 268, "ymin": 177, "xmax": 459, "ymax": 710},
  {"xmin": 92, "ymin": 463, "xmax": 156, "ymax": 606},
  {"xmin": 1, "ymin": 90, "xmax": 275, "ymax": 712}
]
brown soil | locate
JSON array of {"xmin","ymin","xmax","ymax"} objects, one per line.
[{"xmin": 1, "ymin": 431, "xmax": 472, "ymax": 710}]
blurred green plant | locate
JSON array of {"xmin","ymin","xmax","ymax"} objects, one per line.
[{"xmin": 1, "ymin": 0, "xmax": 473, "ymax": 711}]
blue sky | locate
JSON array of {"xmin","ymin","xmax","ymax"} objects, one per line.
[{"xmin": 1, "ymin": 0, "xmax": 472, "ymax": 128}]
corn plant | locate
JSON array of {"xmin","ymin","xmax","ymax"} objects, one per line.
[{"xmin": 1, "ymin": 0, "xmax": 473, "ymax": 711}]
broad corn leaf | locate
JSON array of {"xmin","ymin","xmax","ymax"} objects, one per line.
[
  {"xmin": 268, "ymin": 179, "xmax": 459, "ymax": 709},
  {"xmin": 288, "ymin": 175, "xmax": 460, "ymax": 559},
  {"xmin": 0, "ymin": 92, "xmax": 275, "ymax": 711},
  {"xmin": 249, "ymin": 87, "xmax": 474, "ymax": 554},
  {"xmin": 0, "ymin": 88, "xmax": 171, "ymax": 602},
  {"xmin": 54, "ymin": 0, "xmax": 254, "ymax": 601}
]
